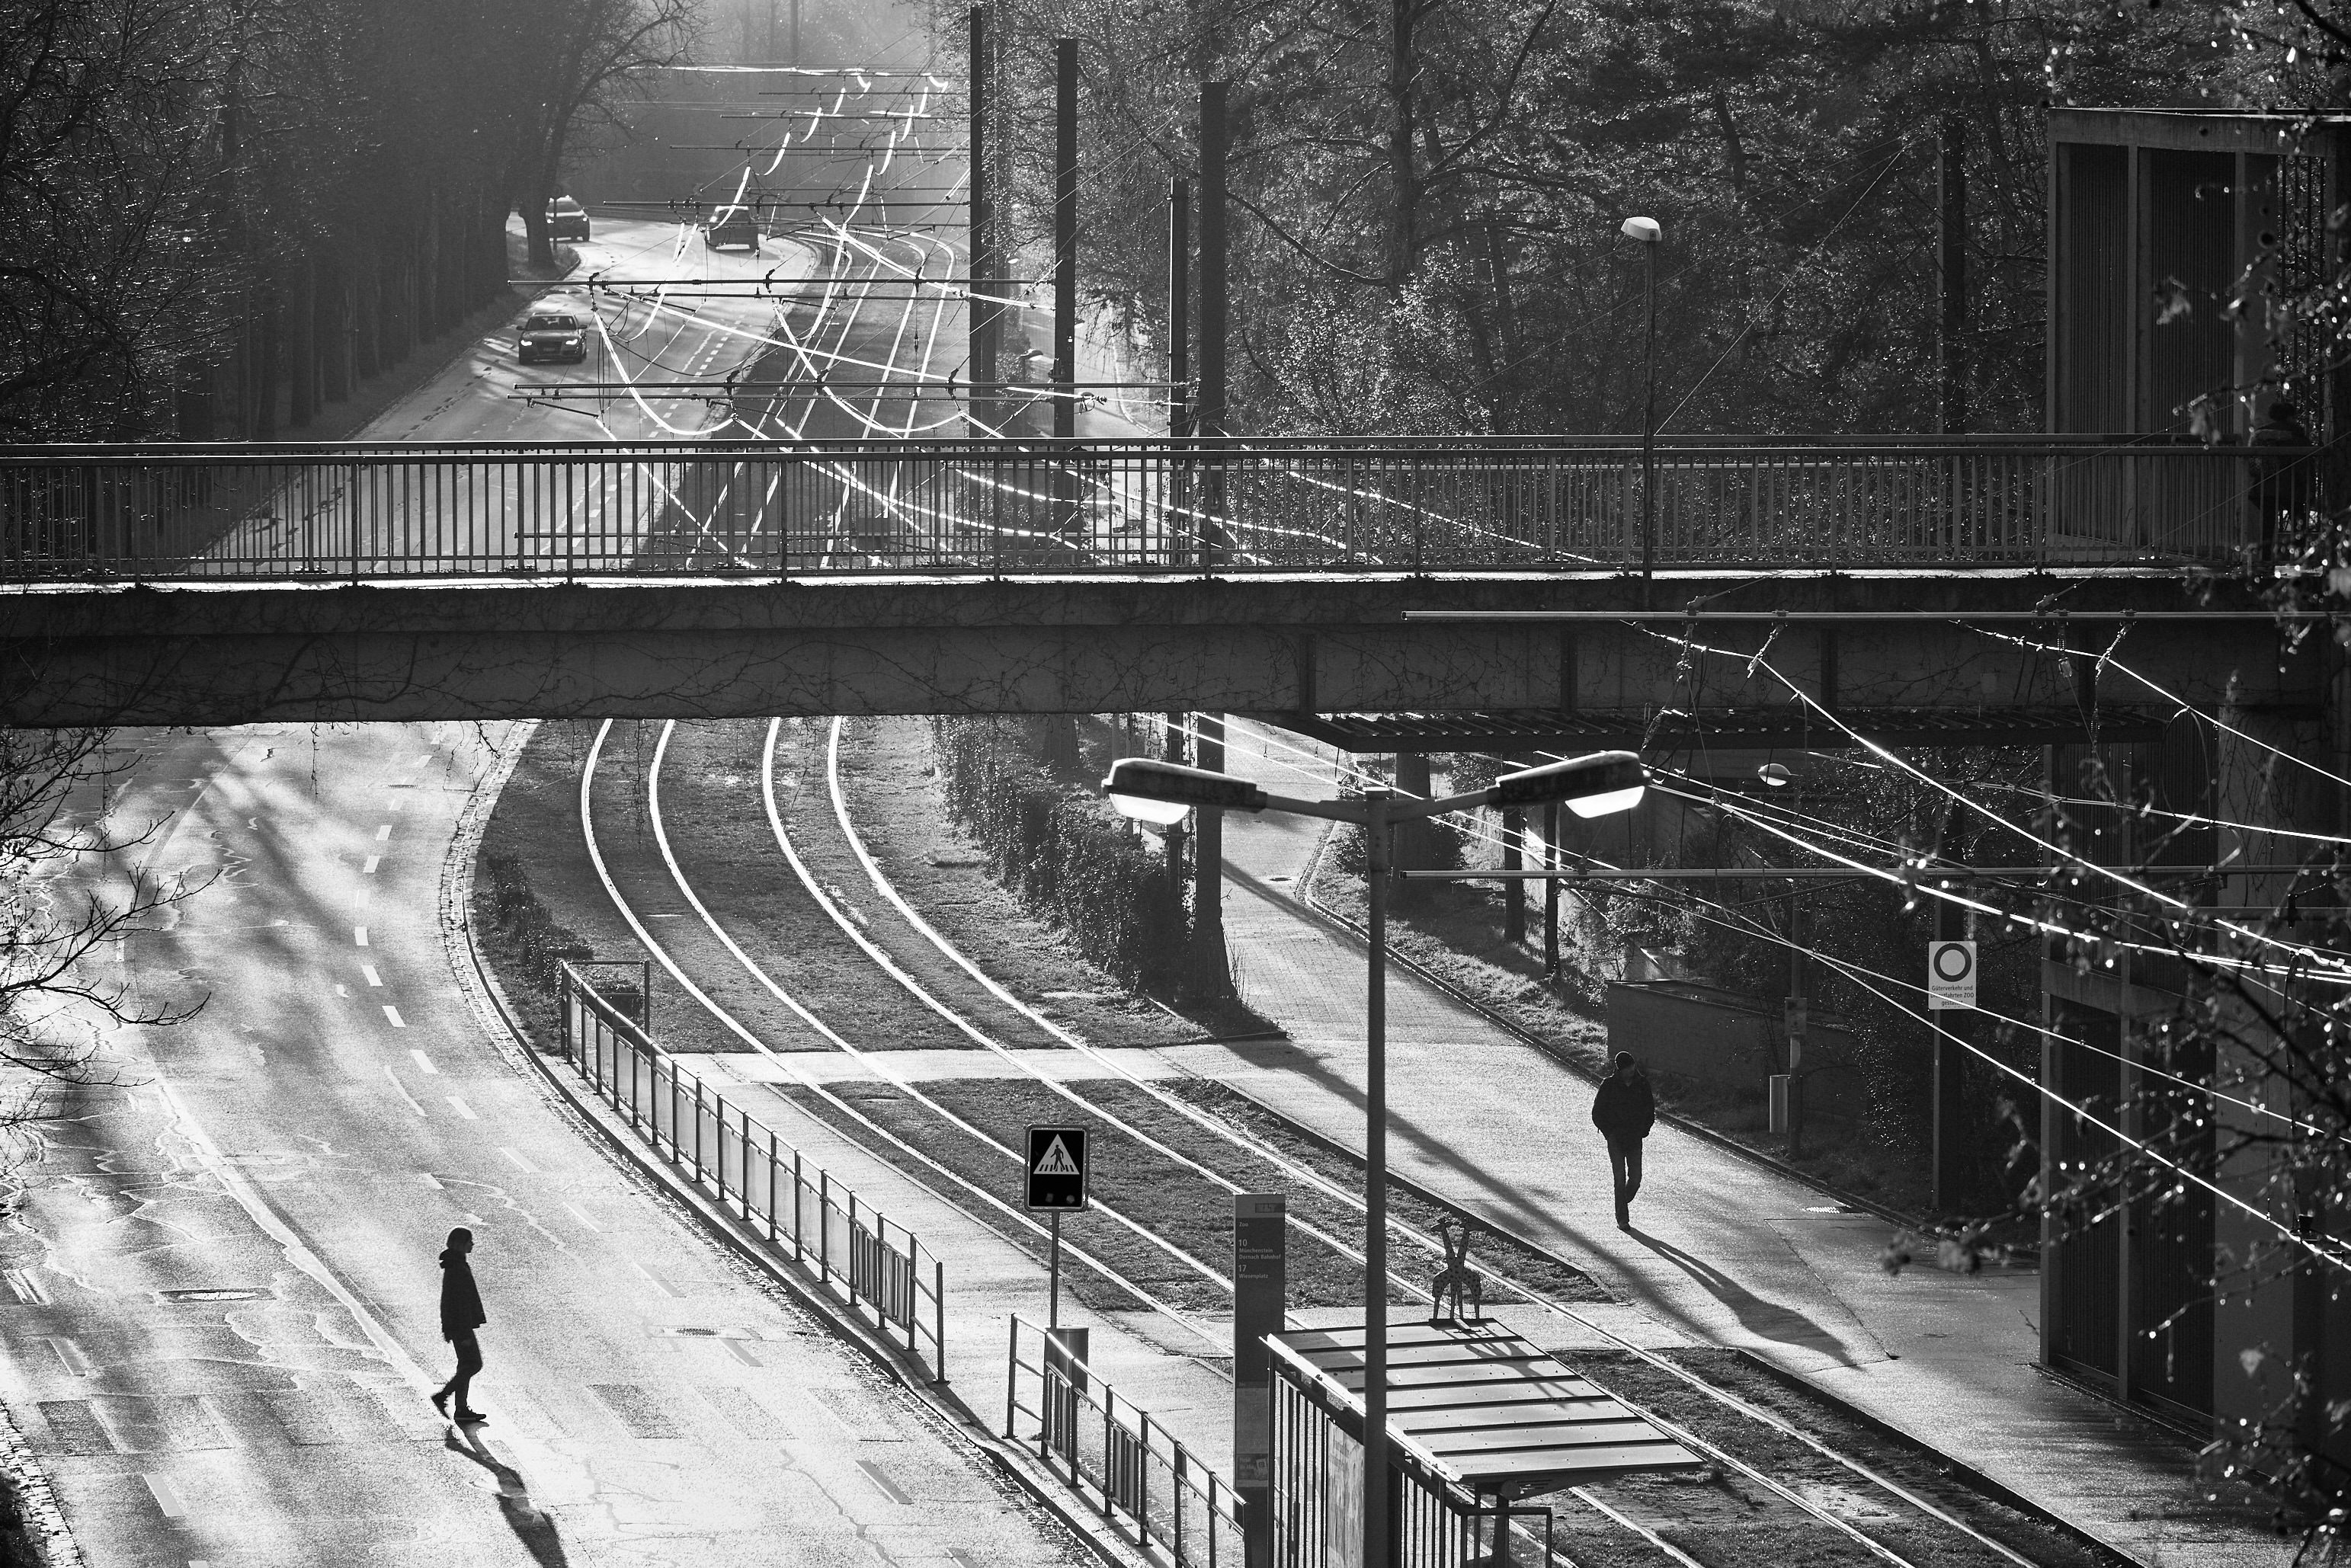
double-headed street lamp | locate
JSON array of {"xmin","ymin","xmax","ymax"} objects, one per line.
[{"xmin": 1103, "ymin": 748, "xmax": 1648, "ymax": 1568}]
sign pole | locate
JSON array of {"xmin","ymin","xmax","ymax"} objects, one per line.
[
  {"xmin": 1235, "ymin": 1194, "xmax": 1286, "ymax": 1568},
  {"xmin": 1048, "ymin": 1211, "xmax": 1062, "ymax": 1333}
]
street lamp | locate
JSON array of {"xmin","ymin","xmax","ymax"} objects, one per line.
[
  {"xmin": 1620, "ymin": 216, "xmax": 1662, "ymax": 588},
  {"xmin": 1103, "ymin": 749, "xmax": 1648, "ymax": 1568}
]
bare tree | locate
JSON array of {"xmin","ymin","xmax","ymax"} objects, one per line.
[
  {"xmin": 506, "ymin": 0, "xmax": 698, "ymax": 267},
  {"xmin": 0, "ymin": 729, "xmax": 203, "ymax": 1157}
]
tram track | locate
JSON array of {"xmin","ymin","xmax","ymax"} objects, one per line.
[{"xmin": 549, "ymin": 713, "xmax": 2104, "ymax": 1568}]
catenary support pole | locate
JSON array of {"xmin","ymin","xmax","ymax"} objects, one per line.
[
  {"xmin": 967, "ymin": 5, "xmax": 996, "ymax": 437},
  {"xmin": 1197, "ymin": 81, "xmax": 1229, "ymax": 567},
  {"xmin": 1939, "ymin": 115, "xmax": 1968, "ymax": 435},
  {"xmin": 1187, "ymin": 715, "xmax": 1234, "ymax": 1000},
  {"xmin": 1053, "ymin": 39, "xmax": 1078, "ymax": 443},
  {"xmin": 1167, "ymin": 178, "xmax": 1191, "ymax": 440},
  {"xmin": 1933, "ymin": 809, "xmax": 1968, "ymax": 1211},
  {"xmin": 1363, "ymin": 787, "xmax": 1392, "ymax": 1568}
]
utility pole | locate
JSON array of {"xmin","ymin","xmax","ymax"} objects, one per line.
[
  {"xmin": 1786, "ymin": 897, "xmax": 1809, "ymax": 1158},
  {"xmin": 1187, "ymin": 714, "xmax": 1235, "ymax": 1001},
  {"xmin": 1197, "ymin": 82, "xmax": 1228, "ymax": 566},
  {"xmin": 1052, "ymin": 39, "xmax": 1078, "ymax": 443},
  {"xmin": 967, "ymin": 5, "xmax": 996, "ymax": 437},
  {"xmin": 1939, "ymin": 116, "xmax": 1968, "ymax": 434},
  {"xmin": 1167, "ymin": 178, "xmax": 1191, "ymax": 440},
  {"xmin": 1933, "ymin": 806, "xmax": 1968, "ymax": 1211}
]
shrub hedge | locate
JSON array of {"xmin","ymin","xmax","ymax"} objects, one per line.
[{"xmin": 929, "ymin": 719, "xmax": 1186, "ymax": 996}]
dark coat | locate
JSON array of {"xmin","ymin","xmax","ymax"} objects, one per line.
[
  {"xmin": 1591, "ymin": 1070, "xmax": 1656, "ymax": 1143},
  {"xmin": 2252, "ymin": 409, "xmax": 2315, "ymax": 518},
  {"xmin": 439, "ymin": 1249, "xmax": 486, "ymax": 1341}
]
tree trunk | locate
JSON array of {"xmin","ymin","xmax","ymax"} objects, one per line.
[
  {"xmin": 287, "ymin": 255, "xmax": 316, "ymax": 429},
  {"xmin": 1386, "ymin": 0, "xmax": 1418, "ymax": 290}
]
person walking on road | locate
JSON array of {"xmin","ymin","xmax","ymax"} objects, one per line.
[
  {"xmin": 1591, "ymin": 1052, "xmax": 1657, "ymax": 1230},
  {"xmin": 431, "ymin": 1227, "xmax": 489, "ymax": 1424}
]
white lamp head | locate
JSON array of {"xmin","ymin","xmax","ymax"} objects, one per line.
[{"xmin": 1620, "ymin": 216, "xmax": 1662, "ymax": 244}]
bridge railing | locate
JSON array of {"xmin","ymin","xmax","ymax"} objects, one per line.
[{"xmin": 0, "ymin": 435, "xmax": 2304, "ymax": 580}]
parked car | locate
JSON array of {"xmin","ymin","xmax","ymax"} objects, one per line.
[
  {"xmin": 704, "ymin": 206, "xmax": 760, "ymax": 252},
  {"xmin": 516, "ymin": 311, "xmax": 588, "ymax": 364},
  {"xmin": 546, "ymin": 195, "xmax": 591, "ymax": 242}
]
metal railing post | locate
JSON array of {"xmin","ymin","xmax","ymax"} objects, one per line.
[{"xmin": 934, "ymin": 1257, "xmax": 947, "ymax": 1385}]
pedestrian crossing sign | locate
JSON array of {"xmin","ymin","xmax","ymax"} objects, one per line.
[{"xmin": 1027, "ymin": 1125, "xmax": 1089, "ymax": 1211}]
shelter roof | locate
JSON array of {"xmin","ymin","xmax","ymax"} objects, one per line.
[
  {"xmin": 1276, "ymin": 705, "xmax": 2164, "ymax": 754},
  {"xmin": 1267, "ymin": 1323, "xmax": 1707, "ymax": 1494}
]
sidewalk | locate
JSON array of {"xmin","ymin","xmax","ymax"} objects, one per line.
[
  {"xmin": 659, "ymin": 1049, "xmax": 1240, "ymax": 1473},
  {"xmin": 1161, "ymin": 721, "xmax": 2289, "ymax": 1568}
]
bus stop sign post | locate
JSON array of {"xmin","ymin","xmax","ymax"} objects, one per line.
[{"xmin": 1027, "ymin": 1126, "xmax": 1088, "ymax": 1330}]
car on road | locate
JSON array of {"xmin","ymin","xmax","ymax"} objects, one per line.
[
  {"xmin": 516, "ymin": 310, "xmax": 588, "ymax": 364},
  {"xmin": 704, "ymin": 206, "xmax": 761, "ymax": 252},
  {"xmin": 546, "ymin": 195, "xmax": 591, "ymax": 242}
]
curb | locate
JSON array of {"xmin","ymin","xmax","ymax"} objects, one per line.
[{"xmin": 437, "ymin": 729, "xmax": 1151, "ymax": 1568}]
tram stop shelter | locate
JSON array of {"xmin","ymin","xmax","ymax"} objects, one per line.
[{"xmin": 1266, "ymin": 1321, "xmax": 1706, "ymax": 1566}]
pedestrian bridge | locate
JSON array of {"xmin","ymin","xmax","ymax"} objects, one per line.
[
  {"xmin": 0, "ymin": 439, "xmax": 2313, "ymax": 729},
  {"xmin": 0, "ymin": 435, "xmax": 2296, "ymax": 579}
]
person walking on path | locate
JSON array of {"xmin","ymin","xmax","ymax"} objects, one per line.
[
  {"xmin": 1591, "ymin": 1052, "xmax": 1657, "ymax": 1230},
  {"xmin": 431, "ymin": 1227, "xmax": 489, "ymax": 1424}
]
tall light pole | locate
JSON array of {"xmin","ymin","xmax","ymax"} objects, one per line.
[
  {"xmin": 1103, "ymin": 750, "xmax": 1648, "ymax": 1568},
  {"xmin": 1621, "ymin": 216, "xmax": 1661, "ymax": 588}
]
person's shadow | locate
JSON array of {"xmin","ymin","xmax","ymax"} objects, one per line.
[
  {"xmin": 446, "ymin": 1422, "xmax": 570, "ymax": 1568},
  {"xmin": 1626, "ymin": 1228, "xmax": 1867, "ymax": 1368}
]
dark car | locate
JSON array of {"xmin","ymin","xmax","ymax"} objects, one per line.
[
  {"xmin": 546, "ymin": 195, "xmax": 591, "ymax": 242},
  {"xmin": 704, "ymin": 206, "xmax": 760, "ymax": 252},
  {"xmin": 517, "ymin": 310, "xmax": 588, "ymax": 364}
]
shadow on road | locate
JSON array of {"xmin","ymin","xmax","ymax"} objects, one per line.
[{"xmin": 447, "ymin": 1423, "xmax": 570, "ymax": 1568}]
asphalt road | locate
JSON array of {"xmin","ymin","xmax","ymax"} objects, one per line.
[{"xmin": 0, "ymin": 197, "xmax": 1090, "ymax": 1568}]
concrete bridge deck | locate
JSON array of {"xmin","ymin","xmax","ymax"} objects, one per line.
[{"xmin": 0, "ymin": 565, "xmax": 2312, "ymax": 730}]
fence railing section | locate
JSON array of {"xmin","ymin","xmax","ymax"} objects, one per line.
[
  {"xmin": 558, "ymin": 963, "xmax": 946, "ymax": 1379},
  {"xmin": 1270, "ymin": 1375, "xmax": 1557, "ymax": 1567},
  {"xmin": 1006, "ymin": 1317, "xmax": 1242, "ymax": 1568},
  {"xmin": 0, "ymin": 435, "xmax": 2311, "ymax": 580}
]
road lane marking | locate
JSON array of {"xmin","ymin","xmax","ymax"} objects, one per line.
[
  {"xmin": 43, "ymin": 1337, "xmax": 94, "ymax": 1377},
  {"xmin": 409, "ymin": 1049, "xmax": 437, "ymax": 1074},
  {"xmin": 374, "ymin": 824, "xmax": 392, "ymax": 841},
  {"xmin": 6, "ymin": 1270, "xmax": 48, "ymax": 1305},
  {"xmin": 857, "ymin": 1460, "xmax": 912, "ymax": 1505},
  {"xmin": 383, "ymin": 1067, "xmax": 427, "ymax": 1117},
  {"xmin": 363, "ymin": 855, "xmax": 382, "ymax": 874},
  {"xmin": 152, "ymin": 1076, "xmax": 465, "ymax": 1409},
  {"xmin": 446, "ymin": 1095, "xmax": 479, "ymax": 1120},
  {"xmin": 418, "ymin": 1173, "xmax": 444, "ymax": 1189},
  {"xmin": 563, "ymin": 1204, "xmax": 601, "ymax": 1232},
  {"xmin": 383, "ymin": 1006, "xmax": 407, "ymax": 1029},
  {"xmin": 354, "ymin": 886, "xmax": 371, "ymax": 907},
  {"xmin": 143, "ymin": 1474, "xmax": 186, "ymax": 1517},
  {"xmin": 361, "ymin": 965, "xmax": 383, "ymax": 987},
  {"xmin": 354, "ymin": 926, "xmax": 369, "ymax": 947},
  {"xmin": 499, "ymin": 1147, "xmax": 537, "ymax": 1173},
  {"xmin": 630, "ymin": 1261, "xmax": 683, "ymax": 1298}
]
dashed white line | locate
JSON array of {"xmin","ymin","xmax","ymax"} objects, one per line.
[
  {"xmin": 499, "ymin": 1147, "xmax": 537, "ymax": 1173},
  {"xmin": 43, "ymin": 1337, "xmax": 93, "ymax": 1377},
  {"xmin": 563, "ymin": 1203, "xmax": 601, "ymax": 1233},
  {"xmin": 6, "ymin": 1270, "xmax": 48, "ymax": 1306},
  {"xmin": 382, "ymin": 1006, "xmax": 407, "ymax": 1029},
  {"xmin": 363, "ymin": 855, "xmax": 383, "ymax": 875},
  {"xmin": 374, "ymin": 824, "xmax": 392, "ymax": 841},
  {"xmin": 354, "ymin": 926, "xmax": 369, "ymax": 947},
  {"xmin": 446, "ymin": 1095, "xmax": 479, "ymax": 1121},
  {"xmin": 418, "ymin": 1173, "xmax": 444, "ymax": 1189},
  {"xmin": 143, "ymin": 1474, "xmax": 186, "ymax": 1517},
  {"xmin": 409, "ymin": 1049, "xmax": 437, "ymax": 1074},
  {"xmin": 361, "ymin": 965, "xmax": 383, "ymax": 987}
]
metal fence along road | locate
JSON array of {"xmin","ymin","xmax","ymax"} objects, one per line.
[
  {"xmin": 559, "ymin": 964, "xmax": 948, "ymax": 1379},
  {"xmin": 1005, "ymin": 1316, "xmax": 1242, "ymax": 1568},
  {"xmin": 0, "ymin": 434, "xmax": 2311, "ymax": 580}
]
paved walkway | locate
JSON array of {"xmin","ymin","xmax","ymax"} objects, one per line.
[{"xmin": 1155, "ymin": 720, "xmax": 2288, "ymax": 1568}]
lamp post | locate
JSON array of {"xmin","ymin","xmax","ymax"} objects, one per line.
[
  {"xmin": 1620, "ymin": 216, "xmax": 1661, "ymax": 587},
  {"xmin": 1103, "ymin": 749, "xmax": 1648, "ymax": 1568}
]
